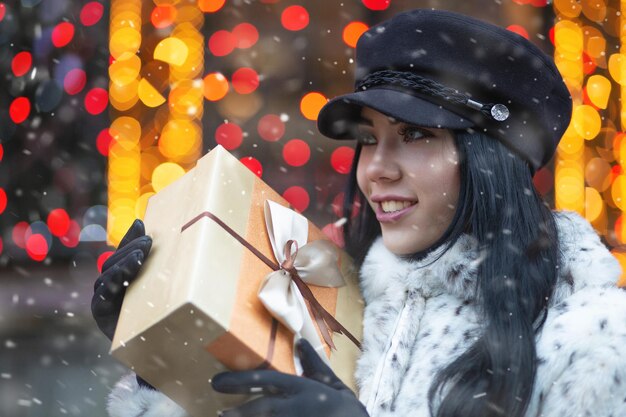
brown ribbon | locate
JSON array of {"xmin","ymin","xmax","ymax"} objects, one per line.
[{"xmin": 181, "ymin": 211, "xmax": 361, "ymax": 366}]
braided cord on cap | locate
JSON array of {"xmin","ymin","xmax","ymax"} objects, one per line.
[{"xmin": 355, "ymin": 70, "xmax": 509, "ymax": 121}]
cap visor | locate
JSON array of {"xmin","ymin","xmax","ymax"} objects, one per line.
[{"xmin": 317, "ymin": 87, "xmax": 473, "ymax": 139}]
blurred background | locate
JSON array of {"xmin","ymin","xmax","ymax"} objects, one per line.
[{"xmin": 0, "ymin": 0, "xmax": 624, "ymax": 415}]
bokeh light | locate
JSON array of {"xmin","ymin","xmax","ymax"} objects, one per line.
[
  {"xmin": 362, "ymin": 0, "xmax": 391, "ymax": 10},
  {"xmin": 281, "ymin": 5, "xmax": 309, "ymax": 31},
  {"xmin": 282, "ymin": 186, "xmax": 310, "ymax": 212},
  {"xmin": 232, "ymin": 23, "xmax": 259, "ymax": 48},
  {"xmin": 47, "ymin": 208, "xmax": 70, "ymax": 237},
  {"xmin": 240, "ymin": 156, "xmax": 263, "ymax": 177},
  {"xmin": 283, "ymin": 139, "xmax": 310, "ymax": 167},
  {"xmin": 80, "ymin": 2, "xmax": 104, "ymax": 26},
  {"xmin": 198, "ymin": 0, "xmax": 226, "ymax": 13},
  {"xmin": 97, "ymin": 251, "xmax": 115, "ymax": 273},
  {"xmin": 343, "ymin": 22, "xmax": 368, "ymax": 48},
  {"xmin": 257, "ymin": 114, "xmax": 285, "ymax": 142},
  {"xmin": 0, "ymin": 188, "xmax": 6, "ymax": 214},
  {"xmin": 63, "ymin": 69, "xmax": 87, "ymax": 95},
  {"xmin": 52, "ymin": 22, "xmax": 75, "ymax": 48},
  {"xmin": 152, "ymin": 162, "xmax": 186, "ymax": 192},
  {"xmin": 84, "ymin": 88, "xmax": 109, "ymax": 115},
  {"xmin": 331, "ymin": 146, "xmax": 354, "ymax": 174},
  {"xmin": 507, "ymin": 24, "xmax": 529, "ymax": 39},
  {"xmin": 9, "ymin": 97, "xmax": 31, "ymax": 124},
  {"xmin": 203, "ymin": 72, "xmax": 229, "ymax": 101},
  {"xmin": 300, "ymin": 92, "xmax": 327, "ymax": 121},
  {"xmin": 26, "ymin": 234, "xmax": 49, "ymax": 262},
  {"xmin": 232, "ymin": 67, "xmax": 259, "ymax": 94},
  {"xmin": 151, "ymin": 5, "xmax": 177, "ymax": 29},
  {"xmin": 138, "ymin": 78, "xmax": 166, "ymax": 107},
  {"xmin": 96, "ymin": 128, "xmax": 113, "ymax": 156},
  {"xmin": 11, "ymin": 51, "xmax": 32, "ymax": 77},
  {"xmin": 215, "ymin": 123, "xmax": 244, "ymax": 150},
  {"xmin": 154, "ymin": 37, "xmax": 189, "ymax": 66},
  {"xmin": 208, "ymin": 30, "xmax": 236, "ymax": 56}
]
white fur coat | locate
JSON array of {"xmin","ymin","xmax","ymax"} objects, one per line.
[{"xmin": 107, "ymin": 210, "xmax": 626, "ymax": 417}]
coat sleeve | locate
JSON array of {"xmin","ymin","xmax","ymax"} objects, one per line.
[
  {"xmin": 532, "ymin": 286, "xmax": 626, "ymax": 417},
  {"xmin": 106, "ymin": 373, "xmax": 189, "ymax": 417}
]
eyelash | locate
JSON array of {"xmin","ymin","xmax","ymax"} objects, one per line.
[{"xmin": 357, "ymin": 126, "xmax": 433, "ymax": 145}]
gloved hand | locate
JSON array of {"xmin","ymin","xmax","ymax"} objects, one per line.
[
  {"xmin": 211, "ymin": 338, "xmax": 369, "ymax": 417},
  {"xmin": 91, "ymin": 219, "xmax": 155, "ymax": 390}
]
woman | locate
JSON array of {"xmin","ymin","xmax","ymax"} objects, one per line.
[{"xmin": 95, "ymin": 8, "xmax": 626, "ymax": 417}]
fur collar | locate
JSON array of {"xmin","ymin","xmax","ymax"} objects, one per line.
[{"xmin": 359, "ymin": 210, "xmax": 622, "ymax": 305}]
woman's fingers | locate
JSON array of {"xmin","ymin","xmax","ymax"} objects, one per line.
[
  {"xmin": 94, "ymin": 249, "xmax": 145, "ymax": 302},
  {"xmin": 101, "ymin": 235, "xmax": 152, "ymax": 274},
  {"xmin": 212, "ymin": 370, "xmax": 303, "ymax": 396},
  {"xmin": 118, "ymin": 219, "xmax": 145, "ymax": 248},
  {"xmin": 296, "ymin": 338, "xmax": 348, "ymax": 391}
]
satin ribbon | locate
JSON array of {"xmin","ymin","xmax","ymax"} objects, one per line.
[{"xmin": 258, "ymin": 200, "xmax": 358, "ymax": 375}]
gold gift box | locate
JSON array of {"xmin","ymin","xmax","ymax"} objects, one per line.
[{"xmin": 110, "ymin": 145, "xmax": 363, "ymax": 417}]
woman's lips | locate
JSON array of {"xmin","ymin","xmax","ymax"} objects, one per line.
[{"xmin": 375, "ymin": 201, "xmax": 418, "ymax": 223}]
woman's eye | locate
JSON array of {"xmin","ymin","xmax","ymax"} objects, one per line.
[
  {"xmin": 356, "ymin": 132, "xmax": 377, "ymax": 145},
  {"xmin": 398, "ymin": 126, "xmax": 432, "ymax": 143}
]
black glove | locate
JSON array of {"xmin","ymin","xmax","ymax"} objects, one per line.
[
  {"xmin": 91, "ymin": 219, "xmax": 155, "ymax": 390},
  {"xmin": 211, "ymin": 338, "xmax": 369, "ymax": 417}
]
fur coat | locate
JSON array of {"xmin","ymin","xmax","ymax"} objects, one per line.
[{"xmin": 107, "ymin": 210, "xmax": 626, "ymax": 417}]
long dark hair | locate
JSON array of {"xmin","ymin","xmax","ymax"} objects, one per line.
[{"xmin": 341, "ymin": 130, "xmax": 559, "ymax": 417}]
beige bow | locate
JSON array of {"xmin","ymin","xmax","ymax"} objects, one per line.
[{"xmin": 257, "ymin": 200, "xmax": 346, "ymax": 374}]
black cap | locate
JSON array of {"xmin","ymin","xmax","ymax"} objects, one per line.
[{"xmin": 317, "ymin": 9, "xmax": 572, "ymax": 172}]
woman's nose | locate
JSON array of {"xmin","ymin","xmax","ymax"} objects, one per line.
[{"xmin": 364, "ymin": 145, "xmax": 401, "ymax": 183}]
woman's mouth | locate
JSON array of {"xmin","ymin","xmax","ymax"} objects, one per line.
[{"xmin": 375, "ymin": 200, "xmax": 418, "ymax": 223}]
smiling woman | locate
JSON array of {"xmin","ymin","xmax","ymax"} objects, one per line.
[
  {"xmin": 355, "ymin": 107, "xmax": 460, "ymax": 255},
  {"xmin": 96, "ymin": 8, "xmax": 626, "ymax": 417}
]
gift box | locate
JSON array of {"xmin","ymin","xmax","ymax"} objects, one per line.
[{"xmin": 110, "ymin": 145, "xmax": 363, "ymax": 417}]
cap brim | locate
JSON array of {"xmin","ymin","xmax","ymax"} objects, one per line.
[{"xmin": 317, "ymin": 87, "xmax": 474, "ymax": 139}]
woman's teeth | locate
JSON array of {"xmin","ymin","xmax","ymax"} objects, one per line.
[{"xmin": 380, "ymin": 200, "xmax": 417, "ymax": 213}]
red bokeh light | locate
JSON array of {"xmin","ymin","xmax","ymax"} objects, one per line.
[
  {"xmin": 97, "ymin": 251, "xmax": 115, "ymax": 273},
  {"xmin": 507, "ymin": 24, "xmax": 529, "ymax": 39},
  {"xmin": 0, "ymin": 237, "xmax": 3, "ymax": 255},
  {"xmin": 47, "ymin": 208, "xmax": 70, "ymax": 237},
  {"xmin": 12, "ymin": 221, "xmax": 29, "ymax": 249},
  {"xmin": 332, "ymin": 192, "xmax": 360, "ymax": 219},
  {"xmin": 63, "ymin": 69, "xmax": 87, "ymax": 95},
  {"xmin": 281, "ymin": 5, "xmax": 309, "ymax": 31},
  {"xmin": 84, "ymin": 88, "xmax": 109, "ymax": 115},
  {"xmin": 208, "ymin": 30, "xmax": 236, "ymax": 57},
  {"xmin": 362, "ymin": 0, "xmax": 390, "ymax": 10},
  {"xmin": 80, "ymin": 2, "xmax": 104, "ymax": 26},
  {"xmin": 582, "ymin": 87, "xmax": 600, "ymax": 111},
  {"xmin": 240, "ymin": 156, "xmax": 263, "ymax": 178},
  {"xmin": 322, "ymin": 223, "xmax": 345, "ymax": 248},
  {"xmin": 151, "ymin": 4, "xmax": 177, "ymax": 29},
  {"xmin": 10, "ymin": 97, "xmax": 31, "ymax": 124},
  {"xmin": 0, "ymin": 143, "xmax": 3, "ymax": 161},
  {"xmin": 257, "ymin": 114, "xmax": 285, "ymax": 142},
  {"xmin": 583, "ymin": 53, "xmax": 597, "ymax": 75},
  {"xmin": 0, "ymin": 3, "xmax": 5, "ymax": 22},
  {"xmin": 282, "ymin": 186, "xmax": 310, "ymax": 212},
  {"xmin": 26, "ymin": 234, "xmax": 49, "ymax": 261},
  {"xmin": 549, "ymin": 27, "xmax": 555, "ymax": 45},
  {"xmin": 96, "ymin": 128, "xmax": 113, "ymax": 156},
  {"xmin": 52, "ymin": 22, "xmax": 75, "ymax": 48},
  {"xmin": 60, "ymin": 220, "xmax": 80, "ymax": 248},
  {"xmin": 282, "ymin": 139, "xmax": 310, "ymax": 167},
  {"xmin": 0, "ymin": 187, "xmax": 6, "ymax": 214},
  {"xmin": 11, "ymin": 51, "xmax": 32, "ymax": 77},
  {"xmin": 232, "ymin": 67, "xmax": 259, "ymax": 94},
  {"xmin": 232, "ymin": 23, "xmax": 259, "ymax": 48},
  {"xmin": 215, "ymin": 123, "xmax": 243, "ymax": 150},
  {"xmin": 330, "ymin": 146, "xmax": 355, "ymax": 174},
  {"xmin": 530, "ymin": 0, "xmax": 548, "ymax": 6}
]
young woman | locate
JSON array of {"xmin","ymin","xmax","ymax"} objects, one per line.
[{"xmin": 94, "ymin": 9, "xmax": 626, "ymax": 417}]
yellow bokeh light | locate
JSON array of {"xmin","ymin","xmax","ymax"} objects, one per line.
[
  {"xmin": 300, "ymin": 92, "xmax": 328, "ymax": 121},
  {"xmin": 611, "ymin": 175, "xmax": 626, "ymax": 211},
  {"xmin": 608, "ymin": 53, "xmax": 626, "ymax": 85},
  {"xmin": 585, "ymin": 157, "xmax": 612, "ymax": 192},
  {"xmin": 109, "ymin": 78, "xmax": 139, "ymax": 110},
  {"xmin": 135, "ymin": 192, "xmax": 155, "ymax": 219},
  {"xmin": 138, "ymin": 78, "xmax": 166, "ymax": 107},
  {"xmin": 110, "ymin": 157, "xmax": 141, "ymax": 178},
  {"xmin": 158, "ymin": 119, "xmax": 201, "ymax": 159},
  {"xmin": 154, "ymin": 37, "xmax": 189, "ymax": 66},
  {"xmin": 554, "ymin": 0, "xmax": 582, "ymax": 18},
  {"xmin": 572, "ymin": 105, "xmax": 601, "ymax": 139},
  {"xmin": 585, "ymin": 186, "xmax": 604, "ymax": 223},
  {"xmin": 198, "ymin": 0, "xmax": 225, "ymax": 12},
  {"xmin": 109, "ymin": 52, "xmax": 141, "ymax": 86},
  {"xmin": 555, "ymin": 21, "xmax": 583, "ymax": 58},
  {"xmin": 110, "ymin": 27, "xmax": 142, "ymax": 59},
  {"xmin": 169, "ymin": 79, "xmax": 204, "ymax": 118},
  {"xmin": 557, "ymin": 125, "xmax": 584, "ymax": 155},
  {"xmin": 203, "ymin": 72, "xmax": 229, "ymax": 101},
  {"xmin": 586, "ymin": 75, "xmax": 611, "ymax": 109},
  {"xmin": 152, "ymin": 162, "xmax": 186, "ymax": 192},
  {"xmin": 110, "ymin": 117, "xmax": 141, "ymax": 148}
]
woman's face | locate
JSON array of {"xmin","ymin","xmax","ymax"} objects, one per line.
[{"xmin": 356, "ymin": 107, "xmax": 461, "ymax": 255}]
